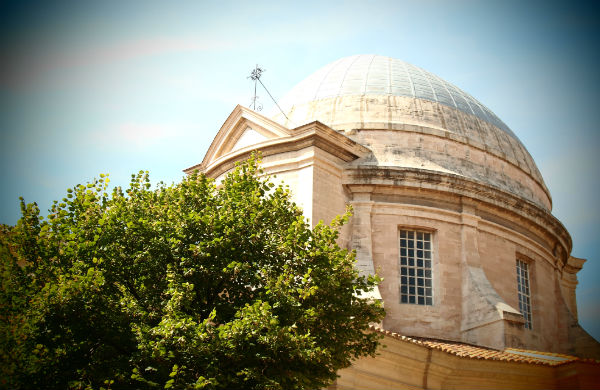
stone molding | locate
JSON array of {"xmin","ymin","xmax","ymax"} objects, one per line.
[
  {"xmin": 186, "ymin": 106, "xmax": 369, "ymax": 179},
  {"xmin": 272, "ymin": 94, "xmax": 551, "ymax": 205},
  {"xmin": 343, "ymin": 166, "xmax": 571, "ymax": 267}
]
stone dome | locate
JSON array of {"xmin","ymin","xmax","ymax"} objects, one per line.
[{"xmin": 271, "ymin": 54, "xmax": 551, "ymax": 210}]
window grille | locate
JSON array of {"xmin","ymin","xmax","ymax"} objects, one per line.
[
  {"xmin": 399, "ymin": 230, "xmax": 433, "ymax": 305},
  {"xmin": 516, "ymin": 259, "xmax": 532, "ymax": 329}
]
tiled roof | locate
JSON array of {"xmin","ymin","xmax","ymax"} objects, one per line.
[{"xmin": 370, "ymin": 325, "xmax": 600, "ymax": 367}]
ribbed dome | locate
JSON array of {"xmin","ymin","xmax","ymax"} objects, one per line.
[
  {"xmin": 271, "ymin": 55, "xmax": 551, "ymax": 210},
  {"xmin": 276, "ymin": 54, "xmax": 517, "ymax": 139}
]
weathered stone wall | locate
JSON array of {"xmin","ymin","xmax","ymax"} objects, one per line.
[
  {"xmin": 311, "ymin": 148, "xmax": 349, "ymax": 227},
  {"xmin": 368, "ymin": 202, "xmax": 463, "ymax": 341},
  {"xmin": 335, "ymin": 178, "xmax": 582, "ymax": 353}
]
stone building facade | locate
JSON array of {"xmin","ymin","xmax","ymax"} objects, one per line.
[{"xmin": 186, "ymin": 55, "xmax": 600, "ymax": 388}]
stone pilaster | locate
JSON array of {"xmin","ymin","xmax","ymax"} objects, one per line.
[{"xmin": 349, "ymin": 185, "xmax": 382, "ymax": 300}]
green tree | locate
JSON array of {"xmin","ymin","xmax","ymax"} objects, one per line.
[{"xmin": 0, "ymin": 156, "xmax": 384, "ymax": 390}]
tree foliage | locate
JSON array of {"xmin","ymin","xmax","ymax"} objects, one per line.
[{"xmin": 0, "ymin": 156, "xmax": 384, "ymax": 390}]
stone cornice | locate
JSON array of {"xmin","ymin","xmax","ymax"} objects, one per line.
[
  {"xmin": 184, "ymin": 105, "xmax": 293, "ymax": 173},
  {"xmin": 343, "ymin": 166, "xmax": 571, "ymax": 266},
  {"xmin": 189, "ymin": 121, "xmax": 370, "ymax": 179},
  {"xmin": 564, "ymin": 256, "xmax": 586, "ymax": 274}
]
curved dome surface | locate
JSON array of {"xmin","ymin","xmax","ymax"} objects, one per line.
[
  {"xmin": 271, "ymin": 54, "xmax": 551, "ymax": 210},
  {"xmin": 277, "ymin": 54, "xmax": 517, "ymax": 139}
]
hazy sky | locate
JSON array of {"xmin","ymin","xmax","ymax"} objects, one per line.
[{"xmin": 1, "ymin": 1, "xmax": 599, "ymax": 340}]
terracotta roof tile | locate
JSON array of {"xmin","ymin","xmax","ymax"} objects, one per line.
[{"xmin": 369, "ymin": 325, "xmax": 600, "ymax": 367}]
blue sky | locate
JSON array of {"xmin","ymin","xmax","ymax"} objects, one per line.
[{"xmin": 1, "ymin": 1, "xmax": 599, "ymax": 341}]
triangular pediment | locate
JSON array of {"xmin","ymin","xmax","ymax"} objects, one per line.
[
  {"xmin": 231, "ymin": 127, "xmax": 269, "ymax": 152},
  {"xmin": 192, "ymin": 105, "xmax": 293, "ymax": 171},
  {"xmin": 183, "ymin": 107, "xmax": 370, "ymax": 177}
]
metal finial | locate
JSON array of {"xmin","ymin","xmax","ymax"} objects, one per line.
[
  {"xmin": 249, "ymin": 64, "xmax": 265, "ymax": 81},
  {"xmin": 246, "ymin": 64, "xmax": 290, "ymax": 122},
  {"xmin": 248, "ymin": 65, "xmax": 266, "ymax": 111}
]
